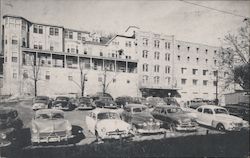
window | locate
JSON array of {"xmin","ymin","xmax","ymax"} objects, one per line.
[
  {"xmin": 50, "ymin": 46, "xmax": 54, "ymax": 51},
  {"xmin": 142, "ymin": 64, "xmax": 148, "ymax": 72},
  {"xmin": 197, "ymin": 108, "xmax": 202, "ymax": 113},
  {"xmin": 23, "ymin": 70, "xmax": 28, "ymax": 79},
  {"xmin": 98, "ymin": 77, "xmax": 102, "ymax": 82},
  {"xmin": 203, "ymin": 70, "xmax": 208, "ymax": 76},
  {"xmin": 39, "ymin": 45, "xmax": 43, "ymax": 50},
  {"xmin": 203, "ymin": 80, "xmax": 208, "ymax": 86},
  {"xmin": 65, "ymin": 30, "xmax": 73, "ymax": 39},
  {"xmin": 193, "ymin": 79, "xmax": 198, "ymax": 85},
  {"xmin": 38, "ymin": 26, "xmax": 43, "ymax": 34},
  {"xmin": 69, "ymin": 31, "xmax": 73, "ymax": 39},
  {"xmin": 12, "ymin": 57, "xmax": 17, "ymax": 62},
  {"xmin": 127, "ymin": 80, "xmax": 130, "ymax": 84},
  {"xmin": 13, "ymin": 73, "xmax": 17, "ymax": 79},
  {"xmin": 177, "ymin": 45, "xmax": 180, "ymax": 50},
  {"xmin": 100, "ymin": 52, "xmax": 103, "ymax": 56},
  {"xmin": 45, "ymin": 71, "xmax": 50, "ymax": 80},
  {"xmin": 154, "ymin": 65, "xmax": 160, "ymax": 72},
  {"xmin": 187, "ymin": 46, "xmax": 190, "ymax": 51},
  {"xmin": 154, "ymin": 52, "xmax": 160, "ymax": 60},
  {"xmin": 142, "ymin": 75, "xmax": 149, "ymax": 83},
  {"xmin": 50, "ymin": 27, "xmax": 59, "ymax": 36},
  {"xmin": 192, "ymin": 69, "xmax": 198, "ymax": 75},
  {"xmin": 213, "ymin": 81, "xmax": 217, "ymax": 86},
  {"xmin": 181, "ymin": 67, "xmax": 187, "ymax": 74},
  {"xmin": 154, "ymin": 76, "xmax": 160, "ymax": 84},
  {"xmin": 125, "ymin": 41, "xmax": 132, "ymax": 47},
  {"xmin": 165, "ymin": 66, "xmax": 170, "ymax": 74},
  {"xmin": 142, "ymin": 50, "xmax": 148, "ymax": 58},
  {"xmin": 205, "ymin": 49, "xmax": 208, "ymax": 54},
  {"xmin": 33, "ymin": 24, "xmax": 38, "ymax": 33},
  {"xmin": 142, "ymin": 38, "xmax": 148, "ymax": 46},
  {"xmin": 165, "ymin": 53, "xmax": 170, "ymax": 61},
  {"xmin": 214, "ymin": 50, "xmax": 217, "ymax": 55},
  {"xmin": 12, "ymin": 39, "xmax": 18, "ymax": 45},
  {"xmin": 77, "ymin": 32, "xmax": 81, "ymax": 40},
  {"xmin": 165, "ymin": 42, "xmax": 170, "ymax": 49},
  {"xmin": 213, "ymin": 71, "xmax": 218, "ymax": 76},
  {"xmin": 196, "ymin": 48, "xmax": 199, "ymax": 53},
  {"xmin": 187, "ymin": 56, "xmax": 190, "ymax": 62},
  {"xmin": 214, "ymin": 60, "xmax": 217, "ymax": 65},
  {"xmin": 205, "ymin": 59, "xmax": 208, "ymax": 63},
  {"xmin": 196, "ymin": 58, "xmax": 199, "ymax": 63},
  {"xmin": 34, "ymin": 45, "xmax": 38, "ymax": 49},
  {"xmin": 181, "ymin": 79, "xmax": 186, "ymax": 85},
  {"xmin": 177, "ymin": 55, "xmax": 180, "ymax": 61},
  {"xmin": 204, "ymin": 108, "xmax": 213, "ymax": 114},
  {"xmin": 68, "ymin": 76, "xmax": 73, "ymax": 81},
  {"xmin": 154, "ymin": 40, "xmax": 160, "ymax": 48}
]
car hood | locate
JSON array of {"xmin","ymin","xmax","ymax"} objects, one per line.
[
  {"xmin": 215, "ymin": 114, "xmax": 243, "ymax": 123},
  {"xmin": 32, "ymin": 119, "xmax": 70, "ymax": 133},
  {"xmin": 169, "ymin": 113, "xmax": 193, "ymax": 122},
  {"xmin": 132, "ymin": 112, "xmax": 154, "ymax": 123},
  {"xmin": 97, "ymin": 119, "xmax": 130, "ymax": 132}
]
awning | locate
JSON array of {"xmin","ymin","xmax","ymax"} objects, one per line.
[{"xmin": 140, "ymin": 88, "xmax": 181, "ymax": 98}]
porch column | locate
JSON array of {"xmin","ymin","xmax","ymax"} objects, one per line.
[
  {"xmin": 125, "ymin": 61, "xmax": 128, "ymax": 73},
  {"xmin": 64, "ymin": 55, "xmax": 67, "ymax": 68}
]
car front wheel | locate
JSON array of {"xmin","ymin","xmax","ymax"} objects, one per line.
[
  {"xmin": 169, "ymin": 123, "xmax": 176, "ymax": 132},
  {"xmin": 216, "ymin": 123, "xmax": 225, "ymax": 132}
]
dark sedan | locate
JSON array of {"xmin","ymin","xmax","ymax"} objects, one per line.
[
  {"xmin": 77, "ymin": 97, "xmax": 95, "ymax": 110},
  {"xmin": 94, "ymin": 97, "xmax": 117, "ymax": 109},
  {"xmin": 151, "ymin": 106, "xmax": 198, "ymax": 132},
  {"xmin": 51, "ymin": 96, "xmax": 75, "ymax": 111},
  {"xmin": 121, "ymin": 104, "xmax": 165, "ymax": 134}
]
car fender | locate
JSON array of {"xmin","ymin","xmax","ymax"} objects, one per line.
[{"xmin": 211, "ymin": 120, "xmax": 227, "ymax": 129}]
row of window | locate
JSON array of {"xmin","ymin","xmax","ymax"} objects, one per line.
[
  {"xmin": 142, "ymin": 38, "xmax": 171, "ymax": 49},
  {"xmin": 177, "ymin": 45, "xmax": 217, "ymax": 55},
  {"xmin": 177, "ymin": 55, "xmax": 217, "ymax": 65},
  {"xmin": 142, "ymin": 75, "xmax": 171, "ymax": 85},
  {"xmin": 181, "ymin": 78, "xmax": 217, "ymax": 86},
  {"xmin": 142, "ymin": 51, "xmax": 170, "ymax": 61},
  {"xmin": 181, "ymin": 68, "xmax": 219, "ymax": 76},
  {"xmin": 142, "ymin": 64, "xmax": 171, "ymax": 73}
]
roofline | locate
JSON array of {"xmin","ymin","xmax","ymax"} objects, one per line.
[
  {"xmin": 125, "ymin": 26, "xmax": 140, "ymax": 32},
  {"xmin": 105, "ymin": 34, "xmax": 135, "ymax": 45},
  {"xmin": 176, "ymin": 40, "xmax": 220, "ymax": 49}
]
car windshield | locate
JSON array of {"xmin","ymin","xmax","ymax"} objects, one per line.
[
  {"xmin": 52, "ymin": 113, "xmax": 64, "ymax": 119},
  {"xmin": 214, "ymin": 108, "xmax": 228, "ymax": 114},
  {"xmin": 36, "ymin": 114, "xmax": 50, "ymax": 120},
  {"xmin": 56, "ymin": 97, "xmax": 69, "ymax": 101},
  {"xmin": 79, "ymin": 98, "xmax": 90, "ymax": 103},
  {"xmin": 133, "ymin": 107, "xmax": 147, "ymax": 113},
  {"xmin": 167, "ymin": 108, "xmax": 182, "ymax": 113},
  {"xmin": 97, "ymin": 112, "xmax": 120, "ymax": 120},
  {"xmin": 35, "ymin": 98, "xmax": 48, "ymax": 103}
]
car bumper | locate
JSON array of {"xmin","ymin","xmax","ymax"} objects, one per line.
[
  {"xmin": 101, "ymin": 133, "xmax": 131, "ymax": 140},
  {"xmin": 77, "ymin": 106, "xmax": 94, "ymax": 110},
  {"xmin": 176, "ymin": 126, "xmax": 198, "ymax": 131},
  {"xmin": 103, "ymin": 106, "xmax": 117, "ymax": 109},
  {"xmin": 31, "ymin": 135, "xmax": 73, "ymax": 143},
  {"xmin": 137, "ymin": 128, "xmax": 166, "ymax": 134},
  {"xmin": 0, "ymin": 140, "xmax": 11, "ymax": 148}
]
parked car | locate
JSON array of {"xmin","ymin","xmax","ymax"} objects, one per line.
[
  {"xmin": 77, "ymin": 97, "xmax": 94, "ymax": 110},
  {"xmin": 89, "ymin": 92, "xmax": 114, "ymax": 101},
  {"xmin": 163, "ymin": 97, "xmax": 180, "ymax": 106},
  {"xmin": 151, "ymin": 106, "xmax": 198, "ymax": 131},
  {"xmin": 0, "ymin": 107, "xmax": 23, "ymax": 148},
  {"xmin": 86, "ymin": 109, "xmax": 132, "ymax": 140},
  {"xmin": 224, "ymin": 104, "xmax": 249, "ymax": 122},
  {"xmin": 143, "ymin": 97, "xmax": 165, "ymax": 108},
  {"xmin": 32, "ymin": 96, "xmax": 52, "ymax": 111},
  {"xmin": 94, "ymin": 97, "xmax": 117, "ymax": 109},
  {"xmin": 195, "ymin": 105, "xmax": 249, "ymax": 131},
  {"xmin": 31, "ymin": 109, "xmax": 73, "ymax": 144},
  {"xmin": 121, "ymin": 104, "xmax": 165, "ymax": 134},
  {"xmin": 51, "ymin": 96, "xmax": 75, "ymax": 111},
  {"xmin": 115, "ymin": 96, "xmax": 133, "ymax": 107}
]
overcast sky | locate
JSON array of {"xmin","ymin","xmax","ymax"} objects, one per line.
[{"xmin": 1, "ymin": 0, "xmax": 250, "ymax": 46}]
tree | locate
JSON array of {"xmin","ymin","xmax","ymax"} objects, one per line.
[
  {"xmin": 219, "ymin": 19, "xmax": 250, "ymax": 91},
  {"xmin": 101, "ymin": 67, "xmax": 118, "ymax": 96}
]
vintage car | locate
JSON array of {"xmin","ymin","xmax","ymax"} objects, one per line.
[
  {"xmin": 94, "ymin": 97, "xmax": 118, "ymax": 109},
  {"xmin": 121, "ymin": 104, "xmax": 165, "ymax": 134},
  {"xmin": 0, "ymin": 107, "xmax": 23, "ymax": 148},
  {"xmin": 151, "ymin": 106, "xmax": 198, "ymax": 131},
  {"xmin": 86, "ymin": 109, "xmax": 132, "ymax": 140},
  {"xmin": 32, "ymin": 96, "xmax": 52, "ymax": 111},
  {"xmin": 224, "ymin": 104, "xmax": 249, "ymax": 122},
  {"xmin": 31, "ymin": 109, "xmax": 73, "ymax": 144},
  {"xmin": 51, "ymin": 96, "xmax": 75, "ymax": 111},
  {"xmin": 115, "ymin": 96, "xmax": 133, "ymax": 107},
  {"xmin": 77, "ymin": 97, "xmax": 94, "ymax": 110},
  {"xmin": 196, "ymin": 105, "xmax": 249, "ymax": 131}
]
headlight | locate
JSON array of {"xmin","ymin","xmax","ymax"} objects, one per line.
[
  {"xmin": 1, "ymin": 133, "xmax": 7, "ymax": 139},
  {"xmin": 149, "ymin": 118, "xmax": 153, "ymax": 122},
  {"xmin": 177, "ymin": 120, "xmax": 182, "ymax": 124},
  {"xmin": 243, "ymin": 121, "xmax": 249, "ymax": 127},
  {"xmin": 101, "ymin": 128, "xmax": 106, "ymax": 132},
  {"xmin": 156, "ymin": 122, "xmax": 161, "ymax": 126},
  {"xmin": 143, "ymin": 122, "xmax": 147, "ymax": 126},
  {"xmin": 229, "ymin": 122, "xmax": 236, "ymax": 126}
]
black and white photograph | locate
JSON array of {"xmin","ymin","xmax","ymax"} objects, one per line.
[{"xmin": 0, "ymin": 0, "xmax": 249, "ymax": 157}]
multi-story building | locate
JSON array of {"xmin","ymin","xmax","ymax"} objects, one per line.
[{"xmin": 1, "ymin": 15, "xmax": 227, "ymax": 102}]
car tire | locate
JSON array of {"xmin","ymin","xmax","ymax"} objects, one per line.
[
  {"xmin": 95, "ymin": 130, "xmax": 101, "ymax": 142},
  {"xmin": 216, "ymin": 123, "xmax": 225, "ymax": 132}
]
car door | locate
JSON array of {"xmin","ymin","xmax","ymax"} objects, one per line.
[
  {"xmin": 201, "ymin": 108, "xmax": 214, "ymax": 126},
  {"xmin": 196, "ymin": 107, "xmax": 204, "ymax": 124},
  {"xmin": 86, "ymin": 112, "xmax": 97, "ymax": 134}
]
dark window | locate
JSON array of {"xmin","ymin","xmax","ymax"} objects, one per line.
[
  {"xmin": 38, "ymin": 26, "xmax": 43, "ymax": 34},
  {"xmin": 204, "ymin": 108, "xmax": 213, "ymax": 114},
  {"xmin": 12, "ymin": 40, "xmax": 18, "ymax": 45},
  {"xmin": 12, "ymin": 57, "xmax": 18, "ymax": 62},
  {"xmin": 197, "ymin": 108, "xmax": 202, "ymax": 113}
]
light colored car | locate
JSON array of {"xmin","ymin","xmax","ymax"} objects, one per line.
[
  {"xmin": 86, "ymin": 109, "xmax": 132, "ymax": 140},
  {"xmin": 196, "ymin": 105, "xmax": 249, "ymax": 131},
  {"xmin": 31, "ymin": 109, "xmax": 73, "ymax": 144},
  {"xmin": 32, "ymin": 96, "xmax": 51, "ymax": 111}
]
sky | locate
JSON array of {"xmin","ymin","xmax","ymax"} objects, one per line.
[{"xmin": 1, "ymin": 0, "xmax": 250, "ymax": 46}]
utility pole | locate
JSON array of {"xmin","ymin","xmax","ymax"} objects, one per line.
[
  {"xmin": 215, "ymin": 70, "xmax": 219, "ymax": 105},
  {"xmin": 102, "ymin": 67, "xmax": 107, "ymax": 96}
]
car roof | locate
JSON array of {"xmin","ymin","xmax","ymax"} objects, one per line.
[
  {"xmin": 198, "ymin": 105, "xmax": 225, "ymax": 109},
  {"xmin": 91, "ymin": 108, "xmax": 118, "ymax": 114},
  {"xmin": 126, "ymin": 104, "xmax": 147, "ymax": 108},
  {"xmin": 35, "ymin": 109, "xmax": 64, "ymax": 115},
  {"xmin": 35, "ymin": 96, "xmax": 49, "ymax": 99},
  {"xmin": 155, "ymin": 105, "xmax": 180, "ymax": 109}
]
